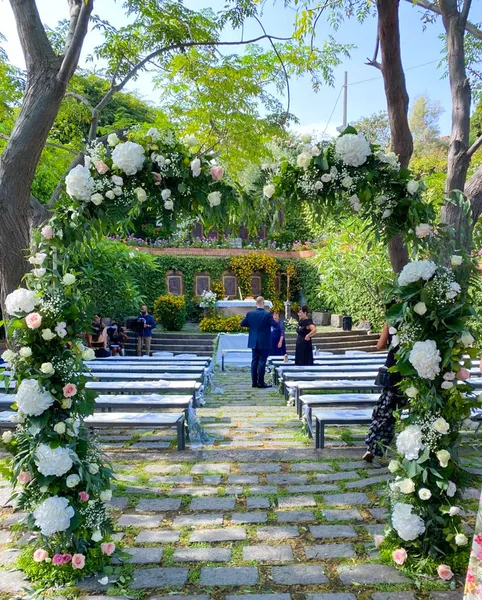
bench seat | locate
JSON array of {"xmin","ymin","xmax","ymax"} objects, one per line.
[
  {"xmin": 298, "ymin": 392, "xmax": 379, "ymax": 419},
  {"xmin": 313, "ymin": 408, "xmax": 373, "ymax": 449}
]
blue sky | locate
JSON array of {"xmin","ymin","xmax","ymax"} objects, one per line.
[{"xmin": 0, "ymin": 0, "xmax": 454, "ymax": 135}]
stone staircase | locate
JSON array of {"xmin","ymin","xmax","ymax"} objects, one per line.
[{"xmin": 125, "ymin": 329, "xmax": 378, "ymax": 356}]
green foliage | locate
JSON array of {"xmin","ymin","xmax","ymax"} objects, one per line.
[
  {"xmin": 153, "ymin": 294, "xmax": 187, "ymax": 331},
  {"xmin": 352, "ymin": 111, "xmax": 390, "ymax": 148},
  {"xmin": 309, "ymin": 224, "xmax": 393, "ymax": 329},
  {"xmin": 409, "ymin": 94, "xmax": 445, "ymax": 149}
]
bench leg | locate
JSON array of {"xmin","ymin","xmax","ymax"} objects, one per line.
[
  {"xmin": 318, "ymin": 422, "xmax": 325, "ymax": 449},
  {"xmin": 177, "ymin": 418, "xmax": 186, "ymax": 451},
  {"xmin": 221, "ymin": 355, "xmax": 225, "ymax": 371}
]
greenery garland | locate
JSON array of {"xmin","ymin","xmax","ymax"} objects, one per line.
[{"xmin": 0, "ymin": 125, "xmax": 475, "ymax": 586}]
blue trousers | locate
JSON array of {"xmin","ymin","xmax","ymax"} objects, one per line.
[{"xmin": 251, "ymin": 348, "xmax": 269, "ymax": 386}]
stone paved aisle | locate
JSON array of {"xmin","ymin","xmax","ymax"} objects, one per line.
[{"xmin": 0, "ymin": 368, "xmax": 480, "ymax": 599}]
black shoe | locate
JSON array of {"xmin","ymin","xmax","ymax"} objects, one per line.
[
  {"xmin": 252, "ymin": 383, "xmax": 258, "ymax": 388},
  {"xmin": 257, "ymin": 383, "xmax": 272, "ymax": 388}
]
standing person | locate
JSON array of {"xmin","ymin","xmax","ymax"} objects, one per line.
[
  {"xmin": 270, "ymin": 311, "xmax": 286, "ymax": 356},
  {"xmin": 363, "ymin": 312, "xmax": 404, "ymax": 463},
  {"xmin": 295, "ymin": 305, "xmax": 317, "ymax": 366},
  {"xmin": 241, "ymin": 296, "xmax": 277, "ymax": 388},
  {"xmin": 136, "ymin": 304, "xmax": 156, "ymax": 356}
]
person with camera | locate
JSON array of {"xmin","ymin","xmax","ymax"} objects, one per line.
[{"xmin": 136, "ymin": 304, "xmax": 156, "ymax": 356}]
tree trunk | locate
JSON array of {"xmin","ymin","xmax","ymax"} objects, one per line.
[
  {"xmin": 439, "ymin": 1, "xmax": 472, "ymax": 249},
  {"xmin": 376, "ymin": 0, "xmax": 413, "ymax": 273},
  {"xmin": 0, "ymin": 67, "xmax": 65, "ymax": 306}
]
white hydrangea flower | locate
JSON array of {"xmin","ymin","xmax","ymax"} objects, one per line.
[
  {"xmin": 16, "ymin": 379, "xmax": 54, "ymax": 417},
  {"xmin": 375, "ymin": 150, "xmax": 399, "ymax": 168},
  {"xmin": 409, "ymin": 340, "xmax": 441, "ymax": 380},
  {"xmin": 5, "ymin": 288, "xmax": 38, "ymax": 316},
  {"xmin": 398, "ymin": 260, "xmax": 437, "ymax": 287},
  {"xmin": 335, "ymin": 133, "xmax": 371, "ymax": 166},
  {"xmin": 33, "ymin": 496, "xmax": 75, "ymax": 536},
  {"xmin": 392, "ymin": 502, "xmax": 425, "ymax": 541},
  {"xmin": 35, "ymin": 444, "xmax": 73, "ymax": 477},
  {"xmin": 396, "ymin": 424, "xmax": 424, "ymax": 460},
  {"xmin": 65, "ymin": 164, "xmax": 94, "ymax": 201},
  {"xmin": 263, "ymin": 184, "xmax": 276, "ymax": 198},
  {"xmin": 207, "ymin": 191, "xmax": 221, "ymax": 207},
  {"xmin": 112, "ymin": 141, "xmax": 145, "ymax": 175}
]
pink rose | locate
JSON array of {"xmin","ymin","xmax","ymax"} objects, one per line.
[
  {"xmin": 33, "ymin": 549, "xmax": 48, "ymax": 562},
  {"xmin": 25, "ymin": 312, "xmax": 42, "ymax": 329},
  {"xmin": 100, "ymin": 542, "xmax": 116, "ymax": 556},
  {"xmin": 71, "ymin": 553, "xmax": 85, "ymax": 570},
  {"xmin": 152, "ymin": 172, "xmax": 162, "ymax": 185},
  {"xmin": 41, "ymin": 225, "xmax": 54, "ymax": 239},
  {"xmin": 437, "ymin": 564, "xmax": 454, "ymax": 581},
  {"xmin": 374, "ymin": 535, "xmax": 384, "ymax": 548},
  {"xmin": 79, "ymin": 491, "xmax": 90, "ymax": 502},
  {"xmin": 476, "ymin": 548, "xmax": 482, "ymax": 561},
  {"xmin": 210, "ymin": 166, "xmax": 224, "ymax": 181},
  {"xmin": 95, "ymin": 161, "xmax": 110, "ymax": 174},
  {"xmin": 63, "ymin": 383, "xmax": 77, "ymax": 398},
  {"xmin": 62, "ymin": 554, "xmax": 72, "ymax": 564},
  {"xmin": 392, "ymin": 548, "xmax": 408, "ymax": 565},
  {"xmin": 17, "ymin": 471, "xmax": 32, "ymax": 485},
  {"xmin": 466, "ymin": 569, "xmax": 475, "ymax": 584},
  {"xmin": 456, "ymin": 368, "xmax": 470, "ymax": 380},
  {"xmin": 52, "ymin": 554, "xmax": 64, "ymax": 566},
  {"xmin": 475, "ymin": 534, "xmax": 482, "ymax": 546}
]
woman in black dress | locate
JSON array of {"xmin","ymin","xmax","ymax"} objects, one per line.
[{"xmin": 295, "ymin": 305, "xmax": 317, "ymax": 366}]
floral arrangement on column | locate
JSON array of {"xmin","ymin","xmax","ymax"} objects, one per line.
[
  {"xmin": 375, "ymin": 244, "xmax": 480, "ymax": 577},
  {"xmin": 464, "ymin": 492, "xmax": 482, "ymax": 599},
  {"xmin": 0, "ymin": 127, "xmax": 232, "ymax": 585}
]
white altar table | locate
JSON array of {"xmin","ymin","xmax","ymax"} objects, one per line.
[{"xmin": 217, "ymin": 299, "xmax": 272, "ymax": 317}]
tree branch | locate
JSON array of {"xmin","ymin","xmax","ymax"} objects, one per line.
[
  {"xmin": 0, "ymin": 133, "xmax": 79, "ymax": 156},
  {"xmin": 403, "ymin": 0, "xmax": 482, "ymax": 39},
  {"xmin": 8, "ymin": 0, "xmax": 55, "ymax": 72},
  {"xmin": 366, "ymin": 35, "xmax": 381, "ymax": 70},
  {"xmin": 65, "ymin": 91, "xmax": 96, "ymax": 113},
  {"xmin": 467, "ymin": 133, "xmax": 482, "ymax": 159},
  {"xmin": 58, "ymin": 0, "xmax": 94, "ymax": 83}
]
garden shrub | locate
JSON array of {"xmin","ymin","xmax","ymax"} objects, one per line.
[
  {"xmin": 153, "ymin": 294, "xmax": 187, "ymax": 331},
  {"xmin": 199, "ymin": 315, "xmax": 247, "ymax": 333}
]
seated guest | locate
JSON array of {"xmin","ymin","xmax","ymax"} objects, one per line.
[
  {"xmin": 356, "ymin": 317, "xmax": 371, "ymax": 331},
  {"xmin": 109, "ymin": 325, "xmax": 129, "ymax": 356},
  {"xmin": 91, "ymin": 321, "xmax": 111, "ymax": 358}
]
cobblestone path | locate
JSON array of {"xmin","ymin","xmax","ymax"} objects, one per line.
[{"xmin": 0, "ymin": 367, "xmax": 479, "ymax": 599}]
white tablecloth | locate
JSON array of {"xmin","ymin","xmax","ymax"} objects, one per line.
[
  {"xmin": 215, "ymin": 333, "xmax": 251, "ymax": 365},
  {"xmin": 217, "ymin": 300, "xmax": 272, "ymax": 308}
]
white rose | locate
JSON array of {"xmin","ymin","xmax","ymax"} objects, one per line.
[
  {"xmin": 113, "ymin": 186, "xmax": 123, "ymax": 196},
  {"xmin": 405, "ymin": 386, "xmax": 418, "ymax": 398},
  {"xmin": 399, "ymin": 478, "xmax": 415, "ymax": 494},
  {"xmin": 460, "ymin": 332, "xmax": 474, "ymax": 347},
  {"xmin": 66, "ymin": 474, "xmax": 80, "ymax": 488},
  {"xmin": 413, "ymin": 302, "xmax": 427, "ymax": 316},
  {"xmin": 32, "ymin": 268, "xmax": 46, "ymax": 277},
  {"xmin": 432, "ymin": 417, "xmax": 450, "ymax": 435},
  {"xmin": 28, "ymin": 252, "xmax": 47, "ymax": 266},
  {"xmin": 62, "ymin": 273, "xmax": 76, "ymax": 286},
  {"xmin": 90, "ymin": 193, "xmax": 103, "ymax": 206},
  {"xmin": 185, "ymin": 134, "xmax": 198, "ymax": 147},
  {"xmin": 2, "ymin": 431, "xmax": 13, "ymax": 444},
  {"xmin": 455, "ymin": 533, "xmax": 468, "ymax": 546},
  {"xmin": 39, "ymin": 485, "xmax": 48, "ymax": 493},
  {"xmin": 92, "ymin": 530, "xmax": 103, "ymax": 542},
  {"xmin": 415, "ymin": 223, "xmax": 431, "ymax": 238},
  {"xmin": 321, "ymin": 173, "xmax": 331, "ymax": 183},
  {"xmin": 40, "ymin": 362, "xmax": 54, "ymax": 375},
  {"xmin": 207, "ymin": 191, "xmax": 221, "ymax": 207},
  {"xmin": 441, "ymin": 381, "xmax": 454, "ymax": 390},
  {"xmin": 5, "ymin": 288, "xmax": 39, "ymax": 315},
  {"xmin": 449, "ymin": 506, "xmax": 460, "ymax": 516},
  {"xmin": 310, "ymin": 145, "xmax": 321, "ymax": 156},
  {"xmin": 335, "ymin": 132, "xmax": 371, "ymax": 167},
  {"xmin": 409, "ymin": 340, "xmax": 441, "ymax": 380},
  {"xmin": 446, "ymin": 281, "xmax": 461, "ymax": 300},
  {"xmin": 341, "ymin": 175, "xmax": 353, "ymax": 188},
  {"xmin": 111, "ymin": 175, "xmax": 123, "ymax": 186},
  {"xmin": 296, "ymin": 152, "xmax": 311, "ymax": 169},
  {"xmin": 407, "ymin": 179, "xmax": 419, "ymax": 194},
  {"xmin": 418, "ymin": 488, "xmax": 432, "ymax": 500},
  {"xmin": 146, "ymin": 127, "xmax": 160, "ymax": 141},
  {"xmin": 389, "ymin": 326, "xmax": 398, "ymax": 335},
  {"xmin": 41, "ymin": 329, "xmax": 56, "ymax": 341},
  {"xmin": 161, "ymin": 189, "xmax": 172, "ymax": 201},
  {"xmin": 300, "ymin": 133, "xmax": 312, "ymax": 143},
  {"xmin": 314, "ymin": 181, "xmax": 324, "ymax": 191},
  {"xmin": 88, "ymin": 463, "xmax": 99, "ymax": 475},
  {"xmin": 134, "ymin": 187, "xmax": 146, "ymax": 203},
  {"xmin": 446, "ymin": 481, "xmax": 456, "ymax": 497},
  {"xmin": 100, "ymin": 490, "xmax": 112, "ymax": 502},
  {"xmin": 105, "ymin": 190, "xmax": 115, "ymax": 200},
  {"xmin": 451, "ymin": 255, "xmax": 463, "ymax": 267},
  {"xmin": 330, "ymin": 166, "xmax": 338, "ymax": 176},
  {"xmin": 263, "ymin": 184, "xmax": 276, "ymax": 198},
  {"xmin": 164, "ymin": 200, "xmax": 174, "ymax": 211},
  {"xmin": 382, "ymin": 209, "xmax": 392, "ymax": 219},
  {"xmin": 112, "ymin": 141, "xmax": 145, "ymax": 175},
  {"xmin": 107, "ymin": 133, "xmax": 120, "ymax": 146},
  {"xmin": 398, "ymin": 260, "xmax": 437, "ymax": 287},
  {"xmin": 436, "ymin": 449, "xmax": 451, "ymax": 468},
  {"xmin": 443, "ymin": 371, "xmax": 455, "ymax": 381},
  {"xmin": 1, "ymin": 349, "xmax": 16, "ymax": 364},
  {"xmin": 54, "ymin": 322, "xmax": 67, "ymax": 338},
  {"xmin": 19, "ymin": 347, "xmax": 32, "ymax": 358},
  {"xmin": 61, "ymin": 398, "xmax": 72, "ymax": 409},
  {"xmin": 191, "ymin": 158, "xmax": 201, "ymax": 177},
  {"xmin": 388, "ymin": 460, "xmax": 400, "ymax": 473},
  {"xmin": 65, "ymin": 164, "xmax": 94, "ymax": 202},
  {"xmin": 82, "ymin": 348, "xmax": 95, "ymax": 361},
  {"xmin": 348, "ymin": 194, "xmax": 361, "ymax": 211},
  {"xmin": 53, "ymin": 422, "xmax": 66, "ymax": 435}
]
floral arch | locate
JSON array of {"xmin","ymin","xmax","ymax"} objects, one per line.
[{"xmin": 0, "ymin": 126, "xmax": 478, "ymax": 584}]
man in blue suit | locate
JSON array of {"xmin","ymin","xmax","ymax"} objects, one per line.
[{"xmin": 241, "ymin": 296, "xmax": 277, "ymax": 388}]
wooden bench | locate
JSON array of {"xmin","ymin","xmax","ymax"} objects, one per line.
[
  {"xmin": 313, "ymin": 408, "xmax": 373, "ymax": 449},
  {"xmin": 85, "ymin": 380, "xmax": 202, "ymax": 407},
  {"xmin": 298, "ymin": 392, "xmax": 379, "ymax": 419},
  {"xmin": 274, "ymin": 364, "xmax": 384, "ymax": 385},
  {"xmin": 87, "ymin": 364, "xmax": 206, "ymax": 373},
  {"xmin": 87, "ymin": 372, "xmax": 204, "ymax": 382},
  {"xmin": 0, "ymin": 411, "xmax": 187, "ymax": 451},
  {"xmin": 284, "ymin": 380, "xmax": 381, "ymax": 404}
]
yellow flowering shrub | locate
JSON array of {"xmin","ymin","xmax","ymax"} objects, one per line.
[
  {"xmin": 199, "ymin": 315, "xmax": 247, "ymax": 333},
  {"xmin": 230, "ymin": 253, "xmax": 278, "ymax": 300},
  {"xmin": 153, "ymin": 294, "xmax": 187, "ymax": 331}
]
